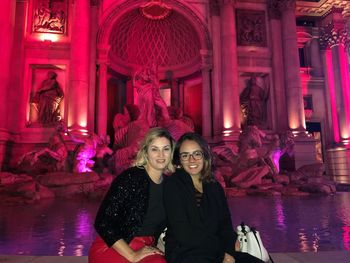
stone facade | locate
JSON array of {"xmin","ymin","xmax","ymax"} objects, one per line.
[{"xmin": 0, "ymin": 0, "xmax": 349, "ymax": 182}]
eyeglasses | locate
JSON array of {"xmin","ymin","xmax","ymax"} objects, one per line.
[{"xmin": 179, "ymin": 150, "xmax": 204, "ymax": 161}]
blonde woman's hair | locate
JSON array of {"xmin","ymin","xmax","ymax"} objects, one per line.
[{"xmin": 133, "ymin": 128, "xmax": 175, "ymax": 173}]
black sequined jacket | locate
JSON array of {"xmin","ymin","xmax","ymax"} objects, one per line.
[{"xmin": 94, "ymin": 166, "xmax": 154, "ymax": 247}]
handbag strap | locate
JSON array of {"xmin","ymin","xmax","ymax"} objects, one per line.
[
  {"xmin": 251, "ymin": 228, "xmax": 263, "ymax": 260},
  {"xmin": 251, "ymin": 228, "xmax": 274, "ymax": 263}
]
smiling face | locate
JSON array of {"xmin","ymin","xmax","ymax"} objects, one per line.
[
  {"xmin": 145, "ymin": 136, "xmax": 172, "ymax": 174},
  {"xmin": 179, "ymin": 139, "xmax": 204, "ymax": 178}
]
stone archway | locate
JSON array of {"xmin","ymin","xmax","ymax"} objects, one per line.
[
  {"xmin": 96, "ymin": 0, "xmax": 212, "ymax": 135},
  {"xmin": 97, "ymin": 0, "xmax": 211, "ymax": 76}
]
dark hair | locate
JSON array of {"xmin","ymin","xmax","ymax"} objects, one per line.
[
  {"xmin": 173, "ymin": 132, "xmax": 215, "ymax": 183},
  {"xmin": 134, "ymin": 127, "xmax": 175, "ymax": 173}
]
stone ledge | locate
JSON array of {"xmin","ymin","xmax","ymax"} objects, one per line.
[{"xmin": 1, "ymin": 251, "xmax": 350, "ymax": 262}]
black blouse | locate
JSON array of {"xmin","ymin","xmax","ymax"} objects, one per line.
[
  {"xmin": 137, "ymin": 179, "xmax": 165, "ymax": 236},
  {"xmin": 163, "ymin": 168, "xmax": 237, "ymax": 263}
]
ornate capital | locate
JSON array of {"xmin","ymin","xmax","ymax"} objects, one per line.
[
  {"xmin": 319, "ymin": 23, "xmax": 348, "ymax": 50},
  {"xmin": 200, "ymin": 50, "xmax": 213, "ymax": 71},
  {"xmin": 278, "ymin": 0, "xmax": 296, "ymax": 12},
  {"xmin": 345, "ymin": 21, "xmax": 350, "ymax": 54},
  {"xmin": 210, "ymin": 0, "xmax": 220, "ymax": 17},
  {"xmin": 267, "ymin": 0, "xmax": 281, "ymax": 20},
  {"xmin": 267, "ymin": 0, "xmax": 296, "ymax": 19},
  {"xmin": 90, "ymin": 0, "xmax": 100, "ymax": 6},
  {"xmin": 218, "ymin": 0, "xmax": 235, "ymax": 7}
]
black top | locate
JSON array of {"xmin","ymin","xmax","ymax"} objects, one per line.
[
  {"xmin": 94, "ymin": 166, "xmax": 166, "ymax": 247},
  {"xmin": 137, "ymin": 179, "xmax": 165, "ymax": 236},
  {"xmin": 163, "ymin": 168, "xmax": 237, "ymax": 263}
]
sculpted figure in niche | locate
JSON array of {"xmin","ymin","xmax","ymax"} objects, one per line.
[
  {"xmin": 34, "ymin": 71, "xmax": 64, "ymax": 126},
  {"xmin": 17, "ymin": 126, "xmax": 68, "ymax": 174},
  {"xmin": 240, "ymin": 75, "xmax": 269, "ymax": 128},
  {"xmin": 133, "ymin": 63, "xmax": 170, "ymax": 127}
]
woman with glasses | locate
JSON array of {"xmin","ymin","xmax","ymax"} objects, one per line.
[
  {"xmin": 163, "ymin": 132, "xmax": 264, "ymax": 263},
  {"xmin": 89, "ymin": 128, "xmax": 175, "ymax": 263}
]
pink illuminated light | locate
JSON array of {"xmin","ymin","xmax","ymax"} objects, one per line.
[
  {"xmin": 343, "ymin": 226, "xmax": 350, "ymax": 250},
  {"xmin": 39, "ymin": 33, "xmax": 59, "ymax": 42},
  {"xmin": 339, "ymin": 48, "xmax": 350, "ymax": 140},
  {"xmin": 326, "ymin": 50, "xmax": 340, "ymax": 143}
]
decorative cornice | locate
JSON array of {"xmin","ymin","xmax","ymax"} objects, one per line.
[{"xmin": 296, "ymin": 0, "xmax": 350, "ymax": 18}]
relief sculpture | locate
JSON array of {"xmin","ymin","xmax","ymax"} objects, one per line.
[{"xmin": 33, "ymin": 0, "xmax": 67, "ymax": 34}]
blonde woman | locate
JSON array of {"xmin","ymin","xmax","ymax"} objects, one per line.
[{"xmin": 89, "ymin": 128, "xmax": 175, "ymax": 263}]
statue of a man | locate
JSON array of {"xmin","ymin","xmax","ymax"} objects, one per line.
[
  {"xmin": 240, "ymin": 75, "xmax": 269, "ymax": 128},
  {"xmin": 35, "ymin": 71, "xmax": 64, "ymax": 126},
  {"xmin": 133, "ymin": 63, "xmax": 170, "ymax": 127}
]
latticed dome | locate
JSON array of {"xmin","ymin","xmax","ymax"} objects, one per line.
[{"xmin": 109, "ymin": 8, "xmax": 201, "ymax": 69}]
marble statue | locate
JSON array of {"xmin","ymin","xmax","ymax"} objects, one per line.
[
  {"xmin": 240, "ymin": 75, "xmax": 269, "ymax": 128},
  {"xmin": 133, "ymin": 63, "xmax": 170, "ymax": 127},
  {"xmin": 33, "ymin": 71, "xmax": 64, "ymax": 126},
  {"xmin": 17, "ymin": 126, "xmax": 68, "ymax": 174},
  {"xmin": 71, "ymin": 133, "xmax": 112, "ymax": 173}
]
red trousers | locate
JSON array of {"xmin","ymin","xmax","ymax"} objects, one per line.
[{"xmin": 88, "ymin": 236, "xmax": 166, "ymax": 263}]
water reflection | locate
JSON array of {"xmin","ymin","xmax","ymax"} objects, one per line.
[
  {"xmin": 273, "ymin": 196, "xmax": 286, "ymax": 232},
  {"xmin": 228, "ymin": 192, "xmax": 350, "ymax": 253},
  {"xmin": 0, "ymin": 193, "xmax": 349, "ymax": 255},
  {"xmin": 343, "ymin": 226, "xmax": 350, "ymax": 250},
  {"xmin": 0, "ymin": 198, "xmax": 98, "ymax": 256}
]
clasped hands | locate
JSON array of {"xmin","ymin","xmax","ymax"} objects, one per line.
[{"xmin": 130, "ymin": 245, "xmax": 163, "ymax": 262}]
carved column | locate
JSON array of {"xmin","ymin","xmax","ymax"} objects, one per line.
[
  {"xmin": 0, "ymin": 0, "xmax": 15, "ymax": 170},
  {"xmin": 320, "ymin": 20, "xmax": 350, "ymax": 144},
  {"xmin": 96, "ymin": 58, "xmax": 109, "ymax": 136},
  {"xmin": 267, "ymin": 1, "xmax": 288, "ymax": 131},
  {"xmin": 210, "ymin": 1, "xmax": 223, "ymax": 138},
  {"xmin": 96, "ymin": 44, "xmax": 110, "ymax": 136},
  {"xmin": 88, "ymin": 1, "xmax": 99, "ymax": 132},
  {"xmin": 309, "ymin": 34, "xmax": 323, "ymax": 78},
  {"xmin": 200, "ymin": 50, "xmax": 213, "ymax": 138},
  {"xmin": 0, "ymin": 0, "xmax": 15, "ymax": 130},
  {"xmin": 68, "ymin": 0, "xmax": 90, "ymax": 131},
  {"xmin": 279, "ymin": 0, "xmax": 305, "ymax": 131},
  {"xmin": 220, "ymin": 0, "xmax": 241, "ymax": 137}
]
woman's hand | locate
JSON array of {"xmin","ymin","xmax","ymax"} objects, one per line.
[
  {"xmin": 223, "ymin": 253, "xmax": 235, "ymax": 263},
  {"xmin": 235, "ymin": 239, "xmax": 241, "ymax": 251},
  {"xmin": 131, "ymin": 246, "xmax": 164, "ymax": 262},
  {"xmin": 112, "ymin": 239, "xmax": 164, "ymax": 263}
]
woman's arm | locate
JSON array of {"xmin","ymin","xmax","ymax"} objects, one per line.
[
  {"xmin": 111, "ymin": 239, "xmax": 163, "ymax": 262},
  {"xmin": 94, "ymin": 172, "xmax": 129, "ymax": 247},
  {"xmin": 216, "ymin": 184, "xmax": 238, "ymax": 255}
]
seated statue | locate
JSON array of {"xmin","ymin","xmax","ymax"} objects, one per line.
[
  {"xmin": 230, "ymin": 125, "xmax": 271, "ymax": 188},
  {"xmin": 112, "ymin": 107, "xmax": 149, "ymax": 174},
  {"xmin": 17, "ymin": 131, "xmax": 68, "ymax": 174}
]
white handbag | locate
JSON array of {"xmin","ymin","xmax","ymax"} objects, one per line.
[{"xmin": 236, "ymin": 223, "xmax": 272, "ymax": 263}]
